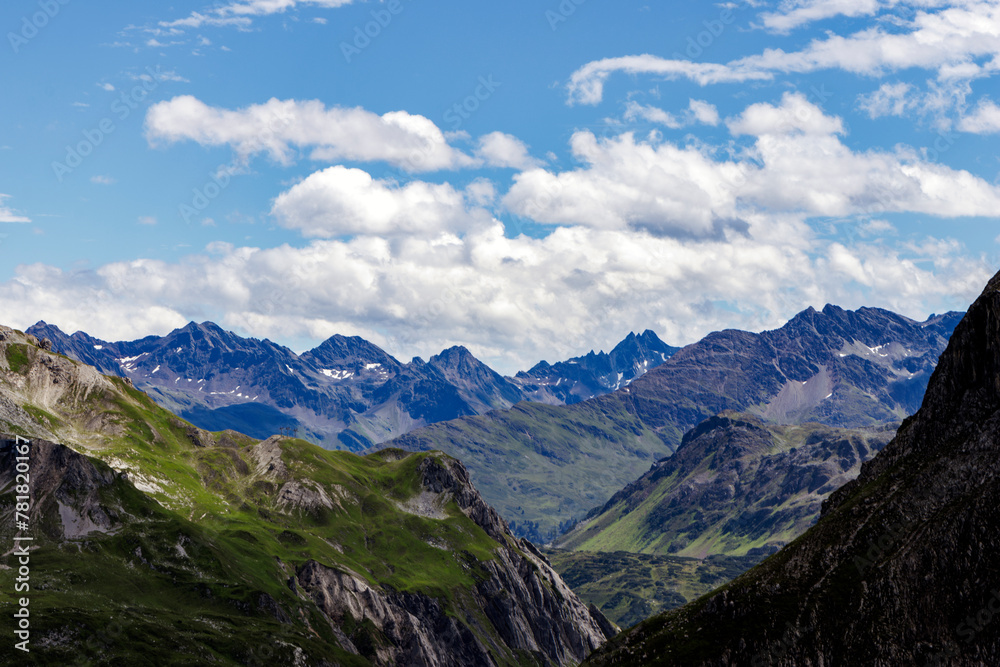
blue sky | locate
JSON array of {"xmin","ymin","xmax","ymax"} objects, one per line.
[{"xmin": 1, "ymin": 0, "xmax": 999, "ymax": 373}]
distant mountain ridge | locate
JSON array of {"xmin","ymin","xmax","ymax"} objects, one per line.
[
  {"xmin": 390, "ymin": 304, "xmax": 962, "ymax": 540},
  {"xmin": 513, "ymin": 330, "xmax": 679, "ymax": 404},
  {"xmin": 28, "ymin": 321, "xmax": 675, "ymax": 451}
]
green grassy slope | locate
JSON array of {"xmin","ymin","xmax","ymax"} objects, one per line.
[
  {"xmin": 0, "ymin": 327, "xmax": 586, "ymax": 665},
  {"xmin": 544, "ymin": 549, "xmax": 764, "ymax": 628},
  {"xmin": 556, "ymin": 415, "xmax": 895, "ymax": 558},
  {"xmin": 390, "ymin": 398, "xmax": 675, "ymax": 542}
]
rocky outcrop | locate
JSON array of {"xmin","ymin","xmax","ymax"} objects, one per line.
[
  {"xmin": 297, "ymin": 561, "xmax": 496, "ymax": 666},
  {"xmin": 296, "ymin": 453, "xmax": 615, "ymax": 666},
  {"xmin": 0, "ymin": 437, "xmax": 122, "ymax": 540},
  {"xmin": 587, "ymin": 271, "xmax": 1000, "ymax": 666}
]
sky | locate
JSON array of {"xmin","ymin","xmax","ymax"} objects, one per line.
[{"xmin": 1, "ymin": 0, "xmax": 999, "ymax": 374}]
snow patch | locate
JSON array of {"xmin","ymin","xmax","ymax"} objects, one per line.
[
  {"xmin": 116, "ymin": 353, "xmax": 147, "ymax": 373},
  {"xmin": 93, "ymin": 345, "xmax": 103, "ymax": 350}
]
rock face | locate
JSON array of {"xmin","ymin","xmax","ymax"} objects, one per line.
[
  {"xmin": 295, "ymin": 454, "xmax": 615, "ymax": 666},
  {"xmin": 0, "ymin": 437, "xmax": 122, "ymax": 540},
  {"xmin": 586, "ymin": 272, "xmax": 1000, "ymax": 666},
  {"xmin": 556, "ymin": 413, "xmax": 895, "ymax": 557}
]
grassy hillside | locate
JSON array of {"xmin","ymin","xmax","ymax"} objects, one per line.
[
  {"xmin": 0, "ymin": 327, "xmax": 606, "ymax": 665},
  {"xmin": 544, "ymin": 548, "xmax": 766, "ymax": 628},
  {"xmin": 390, "ymin": 398, "xmax": 675, "ymax": 542},
  {"xmin": 555, "ymin": 415, "xmax": 895, "ymax": 557}
]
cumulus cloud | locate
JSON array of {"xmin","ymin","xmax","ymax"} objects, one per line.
[
  {"xmin": 505, "ymin": 93, "xmax": 1000, "ymax": 237},
  {"xmin": 0, "ymin": 195, "xmax": 30, "ymax": 223},
  {"xmin": 959, "ymin": 98, "xmax": 1000, "ymax": 133},
  {"xmin": 727, "ymin": 92, "xmax": 844, "ymax": 136},
  {"xmin": 145, "ymin": 96, "xmax": 476, "ymax": 171},
  {"xmin": 474, "ymin": 132, "xmax": 544, "ymax": 170},
  {"xmin": 0, "ymin": 221, "xmax": 989, "ymax": 374},
  {"xmin": 271, "ymin": 166, "xmax": 494, "ymax": 237},
  {"xmin": 568, "ymin": 2, "xmax": 1000, "ymax": 104}
]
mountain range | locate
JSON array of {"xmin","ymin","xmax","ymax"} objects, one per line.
[
  {"xmin": 0, "ymin": 325, "xmax": 614, "ymax": 665},
  {"xmin": 27, "ymin": 322, "xmax": 676, "ymax": 452},
  {"xmin": 586, "ymin": 270, "xmax": 1000, "ymax": 666},
  {"xmin": 390, "ymin": 305, "xmax": 961, "ymax": 540}
]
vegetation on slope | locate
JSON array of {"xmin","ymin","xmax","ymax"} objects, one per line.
[
  {"xmin": 0, "ymin": 327, "xmax": 604, "ymax": 665},
  {"xmin": 543, "ymin": 548, "xmax": 765, "ymax": 628}
]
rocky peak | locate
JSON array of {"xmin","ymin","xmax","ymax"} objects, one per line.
[{"xmin": 300, "ymin": 334, "xmax": 400, "ymax": 371}]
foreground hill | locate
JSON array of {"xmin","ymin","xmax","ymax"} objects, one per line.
[
  {"xmin": 391, "ymin": 305, "xmax": 960, "ymax": 540},
  {"xmin": 586, "ymin": 271, "xmax": 1000, "ymax": 666},
  {"xmin": 0, "ymin": 327, "xmax": 614, "ymax": 665}
]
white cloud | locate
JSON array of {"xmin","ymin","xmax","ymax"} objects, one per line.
[
  {"xmin": 959, "ymin": 98, "xmax": 1000, "ymax": 133},
  {"xmin": 145, "ymin": 96, "xmax": 476, "ymax": 172},
  {"xmin": 760, "ymin": 0, "xmax": 883, "ymax": 33},
  {"xmin": 727, "ymin": 92, "xmax": 844, "ymax": 135},
  {"xmin": 859, "ymin": 82, "xmax": 916, "ymax": 117},
  {"xmin": 568, "ymin": 2, "xmax": 1000, "ymax": 104},
  {"xmin": 464, "ymin": 178, "xmax": 498, "ymax": 207},
  {"xmin": 271, "ymin": 166, "xmax": 494, "ymax": 237},
  {"xmin": 0, "ymin": 195, "xmax": 30, "ymax": 223},
  {"xmin": 91, "ymin": 176, "xmax": 116, "ymax": 185},
  {"xmin": 506, "ymin": 93, "xmax": 1000, "ymax": 237},
  {"xmin": 98, "ymin": 82, "xmax": 116, "ymax": 92},
  {"xmin": 623, "ymin": 102, "xmax": 683, "ymax": 128},
  {"xmin": 688, "ymin": 99, "xmax": 721, "ymax": 126},
  {"xmin": 161, "ymin": 0, "xmax": 357, "ymax": 30},
  {"xmin": 475, "ymin": 132, "xmax": 544, "ymax": 170},
  {"xmin": 568, "ymin": 55, "xmax": 770, "ymax": 105},
  {"xmin": 138, "ymin": 216, "xmax": 158, "ymax": 226},
  {"xmin": 0, "ymin": 221, "xmax": 988, "ymax": 374}
]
